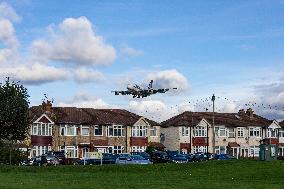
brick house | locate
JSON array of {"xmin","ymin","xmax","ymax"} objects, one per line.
[
  {"xmin": 29, "ymin": 101, "xmax": 160, "ymax": 159},
  {"xmin": 161, "ymin": 108, "xmax": 283, "ymax": 158}
]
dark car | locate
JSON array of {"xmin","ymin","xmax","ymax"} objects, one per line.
[
  {"xmin": 151, "ymin": 151, "xmax": 171, "ymax": 163},
  {"xmin": 46, "ymin": 151, "xmax": 66, "ymax": 165},
  {"xmin": 214, "ymin": 154, "xmax": 236, "ymax": 160},
  {"xmin": 166, "ymin": 151, "xmax": 188, "ymax": 163},
  {"xmin": 32, "ymin": 155, "xmax": 48, "ymax": 166},
  {"xmin": 192, "ymin": 153, "xmax": 207, "ymax": 162},
  {"xmin": 76, "ymin": 153, "xmax": 119, "ymax": 165},
  {"xmin": 130, "ymin": 152, "xmax": 150, "ymax": 160},
  {"xmin": 184, "ymin": 153, "xmax": 194, "ymax": 162}
]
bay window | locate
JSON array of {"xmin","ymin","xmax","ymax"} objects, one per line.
[
  {"xmin": 267, "ymin": 128, "xmax": 278, "ymax": 138},
  {"xmin": 132, "ymin": 125, "xmax": 147, "ymax": 137},
  {"xmin": 193, "ymin": 146, "xmax": 207, "ymax": 153},
  {"xmin": 194, "ymin": 126, "xmax": 207, "ymax": 137},
  {"xmin": 113, "ymin": 146, "xmax": 124, "ymax": 154},
  {"xmin": 31, "ymin": 123, "xmax": 53, "ymax": 136},
  {"xmin": 108, "ymin": 125, "xmax": 124, "ymax": 137}
]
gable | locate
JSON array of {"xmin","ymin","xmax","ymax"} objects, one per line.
[
  {"xmin": 133, "ymin": 117, "xmax": 150, "ymax": 126},
  {"xmin": 268, "ymin": 120, "xmax": 281, "ymax": 129},
  {"xmin": 34, "ymin": 114, "xmax": 54, "ymax": 124}
]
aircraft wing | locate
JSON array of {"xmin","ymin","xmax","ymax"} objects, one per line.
[
  {"xmin": 111, "ymin": 91, "xmax": 132, "ymax": 95},
  {"xmin": 152, "ymin": 88, "xmax": 177, "ymax": 94}
]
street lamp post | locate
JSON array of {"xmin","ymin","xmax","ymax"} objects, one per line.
[{"xmin": 211, "ymin": 94, "xmax": 215, "ymax": 154}]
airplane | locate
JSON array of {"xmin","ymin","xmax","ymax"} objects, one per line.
[{"xmin": 112, "ymin": 80, "xmax": 177, "ymax": 98}]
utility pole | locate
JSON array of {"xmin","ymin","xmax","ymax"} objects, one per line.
[{"xmin": 211, "ymin": 94, "xmax": 215, "ymax": 154}]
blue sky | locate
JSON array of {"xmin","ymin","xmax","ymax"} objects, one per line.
[{"xmin": 0, "ymin": 0, "xmax": 283, "ymax": 121}]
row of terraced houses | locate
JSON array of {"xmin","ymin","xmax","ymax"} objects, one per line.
[{"xmin": 25, "ymin": 101, "xmax": 284, "ymax": 159}]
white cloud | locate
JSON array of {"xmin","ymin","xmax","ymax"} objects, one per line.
[
  {"xmin": 146, "ymin": 69, "xmax": 189, "ymax": 92},
  {"xmin": 58, "ymin": 92, "xmax": 116, "ymax": 109},
  {"xmin": 0, "ymin": 2, "xmax": 21, "ymax": 22},
  {"xmin": 128, "ymin": 100, "xmax": 195, "ymax": 122},
  {"xmin": 73, "ymin": 68, "xmax": 105, "ymax": 83},
  {"xmin": 0, "ymin": 63, "xmax": 68, "ymax": 85},
  {"xmin": 120, "ymin": 44, "xmax": 143, "ymax": 57},
  {"xmin": 32, "ymin": 16, "xmax": 116, "ymax": 66}
]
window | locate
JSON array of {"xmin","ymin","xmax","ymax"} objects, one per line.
[
  {"xmin": 60, "ymin": 125, "xmax": 77, "ymax": 136},
  {"xmin": 228, "ymin": 128, "xmax": 235, "ymax": 138},
  {"xmin": 215, "ymin": 146, "xmax": 226, "ymax": 154},
  {"xmin": 249, "ymin": 146, "xmax": 259, "ymax": 157},
  {"xmin": 181, "ymin": 126, "xmax": 189, "ymax": 136},
  {"xmin": 108, "ymin": 125, "xmax": 124, "ymax": 137},
  {"xmin": 279, "ymin": 130, "xmax": 284, "ymax": 138},
  {"xmin": 249, "ymin": 127, "xmax": 261, "ymax": 138},
  {"xmin": 132, "ymin": 126, "xmax": 147, "ymax": 137},
  {"xmin": 32, "ymin": 146, "xmax": 51, "ymax": 157},
  {"xmin": 267, "ymin": 128, "xmax": 278, "ymax": 138},
  {"xmin": 32, "ymin": 123, "xmax": 52, "ymax": 136},
  {"xmin": 81, "ymin": 126, "xmax": 89, "ymax": 136},
  {"xmin": 150, "ymin": 127, "xmax": 157, "ymax": 136},
  {"xmin": 193, "ymin": 146, "xmax": 207, "ymax": 153},
  {"xmin": 215, "ymin": 126, "xmax": 227, "ymax": 137},
  {"xmin": 113, "ymin": 146, "xmax": 124, "ymax": 154},
  {"xmin": 94, "ymin": 125, "xmax": 103, "ymax": 136},
  {"xmin": 65, "ymin": 146, "xmax": 78, "ymax": 158},
  {"xmin": 131, "ymin": 146, "xmax": 147, "ymax": 152},
  {"xmin": 194, "ymin": 126, "xmax": 207, "ymax": 137},
  {"xmin": 237, "ymin": 127, "xmax": 244, "ymax": 138}
]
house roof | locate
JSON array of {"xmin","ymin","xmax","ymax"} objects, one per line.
[
  {"xmin": 280, "ymin": 120, "xmax": 284, "ymax": 128},
  {"xmin": 29, "ymin": 106, "xmax": 159, "ymax": 126},
  {"xmin": 161, "ymin": 111, "xmax": 273, "ymax": 128}
]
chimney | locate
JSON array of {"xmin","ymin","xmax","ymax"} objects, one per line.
[
  {"xmin": 246, "ymin": 108, "xmax": 254, "ymax": 119},
  {"xmin": 238, "ymin": 109, "xmax": 245, "ymax": 115},
  {"xmin": 42, "ymin": 100, "xmax": 52, "ymax": 113}
]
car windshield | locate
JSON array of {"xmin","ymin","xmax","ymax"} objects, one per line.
[{"xmin": 131, "ymin": 155, "xmax": 144, "ymax": 160}]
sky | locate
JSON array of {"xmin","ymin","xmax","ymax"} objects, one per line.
[{"xmin": 0, "ymin": 0, "xmax": 283, "ymax": 122}]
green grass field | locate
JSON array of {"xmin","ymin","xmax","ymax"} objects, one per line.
[{"xmin": 1, "ymin": 160, "xmax": 284, "ymax": 189}]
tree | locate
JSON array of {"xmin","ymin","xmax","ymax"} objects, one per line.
[{"xmin": 0, "ymin": 78, "xmax": 30, "ymax": 141}]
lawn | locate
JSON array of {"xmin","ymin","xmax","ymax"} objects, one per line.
[{"xmin": 0, "ymin": 160, "xmax": 284, "ymax": 189}]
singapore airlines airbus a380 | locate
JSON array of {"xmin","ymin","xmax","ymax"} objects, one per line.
[{"xmin": 112, "ymin": 80, "xmax": 177, "ymax": 98}]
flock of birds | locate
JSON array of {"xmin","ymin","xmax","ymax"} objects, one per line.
[{"xmin": 137, "ymin": 96, "xmax": 284, "ymax": 122}]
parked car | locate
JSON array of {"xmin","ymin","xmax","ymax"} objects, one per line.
[
  {"xmin": 166, "ymin": 151, "xmax": 188, "ymax": 163},
  {"xmin": 150, "ymin": 151, "xmax": 171, "ymax": 164},
  {"xmin": 214, "ymin": 154, "xmax": 236, "ymax": 160},
  {"xmin": 192, "ymin": 153, "xmax": 207, "ymax": 162},
  {"xmin": 130, "ymin": 152, "xmax": 150, "ymax": 160},
  {"xmin": 76, "ymin": 153, "xmax": 119, "ymax": 165},
  {"xmin": 115, "ymin": 154, "xmax": 132, "ymax": 164},
  {"xmin": 32, "ymin": 155, "xmax": 48, "ymax": 166},
  {"xmin": 45, "ymin": 155, "xmax": 60, "ymax": 166},
  {"xmin": 130, "ymin": 155, "xmax": 152, "ymax": 165},
  {"xmin": 184, "ymin": 153, "xmax": 194, "ymax": 162},
  {"xmin": 46, "ymin": 151, "xmax": 66, "ymax": 165}
]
